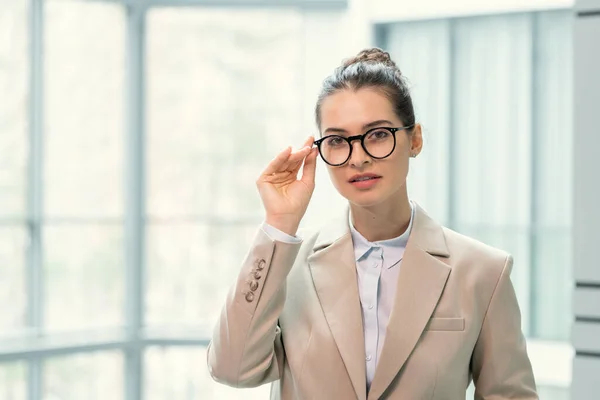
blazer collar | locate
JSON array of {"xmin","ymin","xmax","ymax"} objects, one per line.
[
  {"xmin": 308, "ymin": 202, "xmax": 451, "ymax": 400},
  {"xmin": 311, "ymin": 202, "xmax": 450, "ymax": 257}
]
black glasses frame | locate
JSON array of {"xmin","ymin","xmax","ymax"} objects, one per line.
[{"xmin": 314, "ymin": 125, "xmax": 415, "ymax": 166}]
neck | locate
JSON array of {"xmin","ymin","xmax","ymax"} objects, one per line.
[{"xmin": 349, "ymin": 188, "xmax": 412, "ymax": 242}]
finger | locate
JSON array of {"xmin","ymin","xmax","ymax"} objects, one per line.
[
  {"xmin": 262, "ymin": 146, "xmax": 292, "ymax": 176},
  {"xmin": 301, "ymin": 147, "xmax": 318, "ymax": 185},
  {"xmin": 302, "ymin": 135, "xmax": 315, "ymax": 149},
  {"xmin": 288, "ymin": 136, "xmax": 313, "ymax": 166},
  {"xmin": 283, "ymin": 146, "xmax": 312, "ymax": 171}
]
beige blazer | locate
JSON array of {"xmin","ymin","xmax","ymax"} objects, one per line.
[{"xmin": 207, "ymin": 203, "xmax": 538, "ymax": 399}]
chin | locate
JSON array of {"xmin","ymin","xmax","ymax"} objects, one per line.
[{"xmin": 344, "ymin": 189, "xmax": 387, "ymax": 208}]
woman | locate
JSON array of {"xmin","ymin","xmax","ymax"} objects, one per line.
[{"xmin": 207, "ymin": 48, "xmax": 538, "ymax": 400}]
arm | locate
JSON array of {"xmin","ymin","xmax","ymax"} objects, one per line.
[
  {"xmin": 206, "ymin": 226, "xmax": 302, "ymax": 388},
  {"xmin": 471, "ymin": 255, "xmax": 538, "ymax": 400}
]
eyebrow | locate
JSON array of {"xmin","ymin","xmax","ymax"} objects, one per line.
[{"xmin": 323, "ymin": 119, "xmax": 395, "ymax": 135}]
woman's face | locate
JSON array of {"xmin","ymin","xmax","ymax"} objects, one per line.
[{"xmin": 318, "ymin": 88, "xmax": 422, "ymax": 208}]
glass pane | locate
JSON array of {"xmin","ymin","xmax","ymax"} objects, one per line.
[
  {"xmin": 451, "ymin": 15, "xmax": 534, "ymax": 337},
  {"xmin": 536, "ymin": 11, "xmax": 572, "ymax": 228},
  {"xmin": 538, "ymin": 385, "xmax": 570, "ymax": 400},
  {"xmin": 532, "ymin": 10, "xmax": 573, "ymax": 341},
  {"xmin": 453, "ymin": 14, "xmax": 533, "ymax": 227},
  {"xmin": 0, "ymin": 0, "xmax": 28, "ymax": 218},
  {"xmin": 386, "ymin": 20, "xmax": 451, "ymax": 224},
  {"xmin": 44, "ymin": 0, "xmax": 125, "ymax": 218},
  {"xmin": 533, "ymin": 231, "xmax": 572, "ymax": 340},
  {"xmin": 146, "ymin": 8, "xmax": 304, "ymax": 219},
  {"xmin": 146, "ymin": 223, "xmax": 257, "ymax": 328},
  {"xmin": 0, "ymin": 227, "xmax": 27, "ymax": 333},
  {"xmin": 0, "ymin": 362, "xmax": 27, "ymax": 400},
  {"xmin": 145, "ymin": 346, "xmax": 270, "ymax": 400},
  {"xmin": 44, "ymin": 351, "xmax": 123, "ymax": 400},
  {"xmin": 44, "ymin": 225, "xmax": 123, "ymax": 331}
]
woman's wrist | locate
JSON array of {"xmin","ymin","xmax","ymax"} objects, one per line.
[{"xmin": 265, "ymin": 216, "xmax": 300, "ymax": 237}]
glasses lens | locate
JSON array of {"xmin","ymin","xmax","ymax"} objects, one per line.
[
  {"xmin": 364, "ymin": 129, "xmax": 395, "ymax": 158},
  {"xmin": 320, "ymin": 135, "xmax": 350, "ymax": 165}
]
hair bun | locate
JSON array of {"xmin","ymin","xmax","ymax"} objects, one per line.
[{"xmin": 342, "ymin": 48, "xmax": 400, "ymax": 72}]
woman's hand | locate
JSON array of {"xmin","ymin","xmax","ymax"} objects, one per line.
[{"xmin": 256, "ymin": 136, "xmax": 318, "ymax": 236}]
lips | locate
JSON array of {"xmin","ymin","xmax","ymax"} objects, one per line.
[{"xmin": 349, "ymin": 173, "xmax": 381, "ymax": 183}]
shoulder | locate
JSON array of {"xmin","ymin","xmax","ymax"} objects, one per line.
[
  {"xmin": 440, "ymin": 226, "xmax": 513, "ymax": 289},
  {"xmin": 442, "ymin": 226, "xmax": 510, "ymax": 266}
]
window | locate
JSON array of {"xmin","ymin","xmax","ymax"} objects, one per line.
[
  {"xmin": 145, "ymin": 7, "xmax": 305, "ymax": 331},
  {"xmin": 0, "ymin": 0, "xmax": 347, "ymax": 398},
  {"xmin": 0, "ymin": 362, "xmax": 27, "ymax": 400},
  {"xmin": 380, "ymin": 9, "xmax": 573, "ymax": 342},
  {"xmin": 43, "ymin": 0, "xmax": 126, "ymax": 332},
  {"xmin": 0, "ymin": 0, "xmax": 28, "ymax": 337},
  {"xmin": 44, "ymin": 352, "xmax": 124, "ymax": 400}
]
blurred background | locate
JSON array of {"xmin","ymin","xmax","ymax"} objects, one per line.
[{"xmin": 0, "ymin": 0, "xmax": 598, "ymax": 399}]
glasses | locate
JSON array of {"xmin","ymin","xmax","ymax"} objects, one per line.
[{"xmin": 314, "ymin": 125, "xmax": 414, "ymax": 166}]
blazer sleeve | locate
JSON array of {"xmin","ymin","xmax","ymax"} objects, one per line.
[
  {"xmin": 206, "ymin": 227, "xmax": 302, "ymax": 388},
  {"xmin": 471, "ymin": 255, "xmax": 539, "ymax": 400}
]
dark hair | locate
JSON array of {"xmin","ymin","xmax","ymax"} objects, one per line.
[{"xmin": 315, "ymin": 48, "xmax": 415, "ymax": 131}]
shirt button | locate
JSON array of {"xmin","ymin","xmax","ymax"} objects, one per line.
[
  {"xmin": 368, "ymin": 304, "xmax": 374, "ymax": 310},
  {"xmin": 372, "ymin": 262, "xmax": 378, "ymax": 268},
  {"xmin": 366, "ymin": 355, "xmax": 372, "ymax": 361}
]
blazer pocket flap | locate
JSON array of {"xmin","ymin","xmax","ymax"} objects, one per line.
[{"xmin": 426, "ymin": 317, "xmax": 465, "ymax": 331}]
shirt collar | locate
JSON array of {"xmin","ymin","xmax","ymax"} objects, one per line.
[{"xmin": 349, "ymin": 201, "xmax": 415, "ymax": 264}]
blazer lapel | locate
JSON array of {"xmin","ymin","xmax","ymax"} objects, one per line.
[
  {"xmin": 368, "ymin": 204, "xmax": 452, "ymax": 400},
  {"xmin": 308, "ymin": 211, "xmax": 367, "ymax": 400}
]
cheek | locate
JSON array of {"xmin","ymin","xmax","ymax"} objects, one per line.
[
  {"xmin": 380, "ymin": 157, "xmax": 410, "ymax": 191},
  {"xmin": 385, "ymin": 153, "xmax": 409, "ymax": 174},
  {"xmin": 326, "ymin": 166, "xmax": 345, "ymax": 188}
]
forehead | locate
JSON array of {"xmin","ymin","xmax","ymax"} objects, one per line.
[{"xmin": 320, "ymin": 88, "xmax": 398, "ymax": 131}]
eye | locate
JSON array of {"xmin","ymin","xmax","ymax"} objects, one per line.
[
  {"xmin": 324, "ymin": 136, "xmax": 346, "ymax": 147},
  {"xmin": 367, "ymin": 129, "xmax": 392, "ymax": 141}
]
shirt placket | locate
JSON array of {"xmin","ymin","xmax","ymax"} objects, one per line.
[{"xmin": 363, "ymin": 246, "xmax": 383, "ymax": 386}]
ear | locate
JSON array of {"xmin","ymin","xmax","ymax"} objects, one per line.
[{"xmin": 410, "ymin": 123, "xmax": 423, "ymax": 157}]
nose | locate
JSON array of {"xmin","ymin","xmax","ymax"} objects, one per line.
[{"xmin": 348, "ymin": 140, "xmax": 370, "ymax": 168}]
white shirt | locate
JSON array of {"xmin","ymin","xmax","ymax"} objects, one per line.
[
  {"xmin": 348, "ymin": 203, "xmax": 414, "ymax": 389},
  {"xmin": 261, "ymin": 202, "xmax": 415, "ymax": 391}
]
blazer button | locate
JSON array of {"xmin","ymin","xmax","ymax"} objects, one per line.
[
  {"xmin": 245, "ymin": 291, "xmax": 255, "ymax": 302},
  {"xmin": 249, "ymin": 280, "xmax": 259, "ymax": 291},
  {"xmin": 253, "ymin": 271, "xmax": 262, "ymax": 280},
  {"xmin": 256, "ymin": 259, "xmax": 266, "ymax": 271}
]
